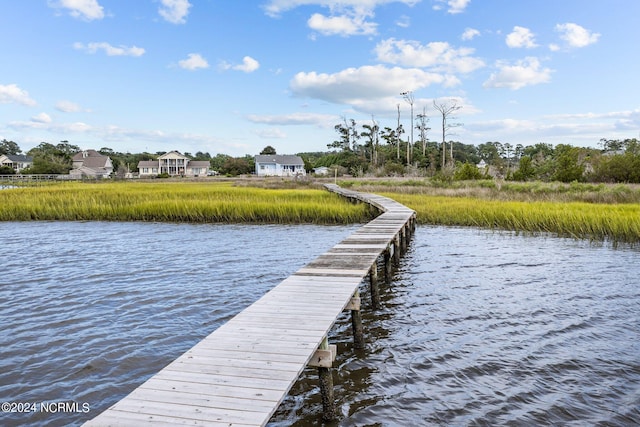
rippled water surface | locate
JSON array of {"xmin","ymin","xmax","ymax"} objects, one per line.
[
  {"xmin": 0, "ymin": 221, "xmax": 358, "ymax": 426},
  {"xmin": 1, "ymin": 222, "xmax": 639, "ymax": 426},
  {"xmin": 270, "ymin": 227, "xmax": 640, "ymax": 426}
]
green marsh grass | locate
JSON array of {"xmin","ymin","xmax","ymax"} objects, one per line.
[
  {"xmin": 335, "ymin": 178, "xmax": 640, "ymax": 243},
  {"xmin": 0, "ymin": 181, "xmax": 375, "ymax": 224}
]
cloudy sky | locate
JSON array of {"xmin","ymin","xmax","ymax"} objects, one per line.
[{"xmin": 1, "ymin": 0, "xmax": 639, "ymax": 156}]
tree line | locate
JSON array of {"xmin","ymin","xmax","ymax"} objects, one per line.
[{"xmin": 1, "ymin": 133, "xmax": 639, "ymax": 183}]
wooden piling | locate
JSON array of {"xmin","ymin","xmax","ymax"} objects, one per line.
[
  {"xmin": 369, "ymin": 263, "xmax": 380, "ymax": 309},
  {"xmin": 384, "ymin": 245, "xmax": 393, "ymax": 283},
  {"xmin": 351, "ymin": 290, "xmax": 365, "ymax": 349},
  {"xmin": 318, "ymin": 336, "xmax": 336, "ymax": 421}
]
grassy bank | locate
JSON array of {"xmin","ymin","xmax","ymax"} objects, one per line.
[
  {"xmin": 336, "ymin": 179, "xmax": 640, "ymax": 244},
  {"xmin": 2, "ymin": 178, "xmax": 639, "ymax": 244},
  {"xmin": 0, "ymin": 181, "xmax": 375, "ymax": 224}
]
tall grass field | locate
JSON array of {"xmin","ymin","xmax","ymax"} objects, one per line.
[
  {"xmin": 2, "ymin": 179, "xmax": 639, "ymax": 244},
  {"xmin": 382, "ymin": 193, "xmax": 640, "ymax": 244},
  {"xmin": 338, "ymin": 179, "xmax": 640, "ymax": 244},
  {"xmin": 0, "ymin": 181, "xmax": 375, "ymax": 224}
]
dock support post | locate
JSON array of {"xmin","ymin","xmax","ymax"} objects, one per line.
[
  {"xmin": 393, "ymin": 235, "xmax": 401, "ymax": 265},
  {"xmin": 369, "ymin": 263, "xmax": 380, "ymax": 309},
  {"xmin": 384, "ymin": 246, "xmax": 393, "ymax": 283},
  {"xmin": 350, "ymin": 290, "xmax": 365, "ymax": 349},
  {"xmin": 317, "ymin": 336, "xmax": 336, "ymax": 422}
]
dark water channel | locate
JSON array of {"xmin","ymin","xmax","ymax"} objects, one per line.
[{"xmin": 1, "ymin": 222, "xmax": 638, "ymax": 426}]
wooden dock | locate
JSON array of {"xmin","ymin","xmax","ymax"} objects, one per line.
[{"xmin": 84, "ymin": 184, "xmax": 416, "ymax": 426}]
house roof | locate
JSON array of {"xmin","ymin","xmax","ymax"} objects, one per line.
[
  {"xmin": 3, "ymin": 154, "xmax": 33, "ymax": 162},
  {"xmin": 73, "ymin": 150, "xmax": 111, "ymax": 168},
  {"xmin": 188, "ymin": 161, "xmax": 210, "ymax": 167},
  {"xmin": 158, "ymin": 150, "xmax": 189, "ymax": 160},
  {"xmin": 138, "ymin": 160, "xmax": 157, "ymax": 168},
  {"xmin": 255, "ymin": 154, "xmax": 304, "ymax": 165}
]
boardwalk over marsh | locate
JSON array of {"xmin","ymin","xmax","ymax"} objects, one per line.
[{"xmin": 84, "ymin": 184, "xmax": 416, "ymax": 426}]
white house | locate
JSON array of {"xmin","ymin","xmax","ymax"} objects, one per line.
[
  {"xmin": 0, "ymin": 154, "xmax": 33, "ymax": 173},
  {"xmin": 255, "ymin": 155, "xmax": 306, "ymax": 177},
  {"xmin": 137, "ymin": 151, "xmax": 210, "ymax": 177},
  {"xmin": 70, "ymin": 150, "xmax": 113, "ymax": 179}
]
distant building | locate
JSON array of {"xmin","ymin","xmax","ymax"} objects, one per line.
[
  {"xmin": 137, "ymin": 151, "xmax": 210, "ymax": 177},
  {"xmin": 70, "ymin": 150, "xmax": 113, "ymax": 179},
  {"xmin": 0, "ymin": 154, "xmax": 33, "ymax": 173},
  {"xmin": 255, "ymin": 154, "xmax": 306, "ymax": 177},
  {"xmin": 313, "ymin": 166, "xmax": 330, "ymax": 176}
]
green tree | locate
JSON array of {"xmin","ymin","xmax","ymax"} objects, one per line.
[
  {"xmin": 454, "ymin": 162, "xmax": 483, "ymax": 180},
  {"xmin": 25, "ymin": 141, "xmax": 79, "ymax": 174},
  {"xmin": 0, "ymin": 165, "xmax": 16, "ymax": 174},
  {"xmin": 0, "ymin": 139, "xmax": 21, "ymax": 155},
  {"xmin": 552, "ymin": 145, "xmax": 585, "ymax": 182},
  {"xmin": 219, "ymin": 156, "xmax": 253, "ymax": 176},
  {"xmin": 260, "ymin": 146, "xmax": 276, "ymax": 155},
  {"xmin": 511, "ymin": 156, "xmax": 536, "ymax": 181}
]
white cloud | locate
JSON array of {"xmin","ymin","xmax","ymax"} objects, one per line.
[
  {"xmin": 255, "ymin": 128, "xmax": 287, "ymax": 139},
  {"xmin": 483, "ymin": 57, "xmax": 553, "ymax": 90},
  {"xmin": 396, "ymin": 15, "xmax": 410, "ymax": 28},
  {"xmin": 0, "ymin": 84, "xmax": 37, "ymax": 106},
  {"xmin": 461, "ymin": 27, "xmax": 480, "ymax": 41},
  {"xmin": 247, "ymin": 112, "xmax": 338, "ymax": 126},
  {"xmin": 56, "ymin": 100, "xmax": 83, "ymax": 112},
  {"xmin": 308, "ymin": 12, "xmax": 377, "ymax": 36},
  {"xmin": 159, "ymin": 0, "xmax": 191, "ymax": 24},
  {"xmin": 433, "ymin": 0, "xmax": 470, "ymax": 14},
  {"xmin": 374, "ymin": 38, "xmax": 485, "ymax": 74},
  {"xmin": 73, "ymin": 42, "xmax": 145, "ymax": 56},
  {"xmin": 554, "ymin": 23, "xmax": 600, "ymax": 48},
  {"xmin": 290, "ymin": 65, "xmax": 446, "ymax": 105},
  {"xmin": 506, "ymin": 26, "xmax": 537, "ymax": 48},
  {"xmin": 9, "ymin": 119, "xmax": 92, "ymax": 133},
  {"xmin": 446, "ymin": 0, "xmax": 471, "ymax": 14},
  {"xmin": 263, "ymin": 0, "xmax": 420, "ymax": 18},
  {"xmin": 31, "ymin": 113, "xmax": 52, "ymax": 123},
  {"xmin": 50, "ymin": 0, "xmax": 104, "ymax": 21},
  {"xmin": 263, "ymin": 1, "xmax": 418, "ymax": 37},
  {"xmin": 178, "ymin": 53, "xmax": 209, "ymax": 71},
  {"xmin": 220, "ymin": 56, "xmax": 260, "ymax": 73}
]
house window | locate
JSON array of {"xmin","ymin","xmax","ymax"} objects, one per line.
[
  {"xmin": 143, "ymin": 168, "xmax": 149, "ymax": 173},
  {"xmin": 152, "ymin": 168, "xmax": 158, "ymax": 173}
]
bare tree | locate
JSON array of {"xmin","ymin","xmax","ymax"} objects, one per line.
[
  {"xmin": 396, "ymin": 104, "xmax": 402, "ymax": 160},
  {"xmin": 433, "ymin": 99, "xmax": 462, "ymax": 168},
  {"xmin": 416, "ymin": 106, "xmax": 430, "ymax": 156},
  {"xmin": 361, "ymin": 116, "xmax": 380, "ymax": 166},
  {"xmin": 401, "ymin": 91, "xmax": 414, "ymax": 165}
]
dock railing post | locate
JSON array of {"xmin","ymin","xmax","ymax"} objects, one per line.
[{"xmin": 317, "ymin": 336, "xmax": 337, "ymax": 421}]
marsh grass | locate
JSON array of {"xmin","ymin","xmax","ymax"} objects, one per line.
[
  {"xmin": 340, "ymin": 178, "xmax": 640, "ymax": 204},
  {"xmin": 3, "ymin": 178, "xmax": 639, "ymax": 243},
  {"xmin": 0, "ymin": 181, "xmax": 375, "ymax": 224}
]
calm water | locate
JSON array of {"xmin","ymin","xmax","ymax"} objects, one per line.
[{"xmin": 1, "ymin": 222, "xmax": 638, "ymax": 426}]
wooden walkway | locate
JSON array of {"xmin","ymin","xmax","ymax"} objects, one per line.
[{"xmin": 84, "ymin": 184, "xmax": 416, "ymax": 426}]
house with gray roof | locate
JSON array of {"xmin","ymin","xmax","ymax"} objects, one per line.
[
  {"xmin": 0, "ymin": 154, "xmax": 33, "ymax": 173},
  {"xmin": 254, "ymin": 154, "xmax": 306, "ymax": 177},
  {"xmin": 70, "ymin": 150, "xmax": 113, "ymax": 179}
]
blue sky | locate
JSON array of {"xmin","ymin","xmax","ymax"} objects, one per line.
[{"xmin": 1, "ymin": 0, "xmax": 639, "ymax": 157}]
